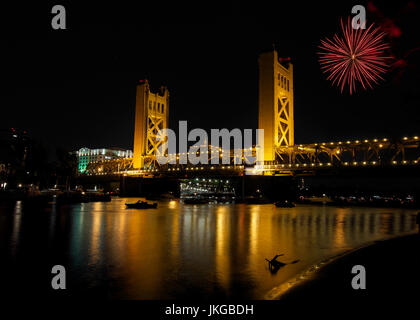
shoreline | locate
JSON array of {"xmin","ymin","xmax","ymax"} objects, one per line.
[{"xmin": 265, "ymin": 231, "xmax": 420, "ymax": 302}]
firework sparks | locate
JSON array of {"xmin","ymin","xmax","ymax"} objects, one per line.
[{"xmin": 318, "ymin": 17, "xmax": 392, "ymax": 94}]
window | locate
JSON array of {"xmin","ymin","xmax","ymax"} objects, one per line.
[
  {"xmin": 287, "ymin": 80, "xmax": 289, "ymax": 91},
  {"xmin": 280, "ymin": 76, "xmax": 283, "ymax": 88},
  {"xmin": 153, "ymin": 102, "xmax": 156, "ymax": 111},
  {"xmin": 158, "ymin": 103, "xmax": 161, "ymax": 112},
  {"xmin": 161, "ymin": 104, "xmax": 165, "ymax": 113}
]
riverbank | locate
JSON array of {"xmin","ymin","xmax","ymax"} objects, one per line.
[{"xmin": 269, "ymin": 232, "xmax": 420, "ymax": 306}]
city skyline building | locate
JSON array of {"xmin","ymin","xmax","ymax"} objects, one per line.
[{"xmin": 76, "ymin": 147, "xmax": 133, "ymax": 173}]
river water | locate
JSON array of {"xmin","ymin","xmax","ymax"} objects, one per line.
[{"xmin": 0, "ymin": 198, "xmax": 417, "ymax": 300}]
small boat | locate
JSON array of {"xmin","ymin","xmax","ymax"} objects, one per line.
[
  {"xmin": 275, "ymin": 200, "xmax": 295, "ymax": 208},
  {"xmin": 125, "ymin": 200, "xmax": 157, "ymax": 209}
]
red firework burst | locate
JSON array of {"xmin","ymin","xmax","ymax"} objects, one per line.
[{"xmin": 318, "ymin": 17, "xmax": 392, "ymax": 94}]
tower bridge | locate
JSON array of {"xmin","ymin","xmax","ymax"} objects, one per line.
[{"xmin": 84, "ymin": 50, "xmax": 420, "ymax": 178}]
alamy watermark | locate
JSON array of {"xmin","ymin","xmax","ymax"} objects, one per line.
[
  {"xmin": 351, "ymin": 5, "xmax": 366, "ymax": 30},
  {"xmin": 155, "ymin": 121, "xmax": 265, "ymax": 166}
]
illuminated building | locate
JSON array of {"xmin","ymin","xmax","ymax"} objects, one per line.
[
  {"xmin": 76, "ymin": 147, "xmax": 133, "ymax": 173},
  {"xmin": 133, "ymin": 80, "xmax": 169, "ymax": 169},
  {"xmin": 258, "ymin": 50, "xmax": 294, "ymax": 163}
]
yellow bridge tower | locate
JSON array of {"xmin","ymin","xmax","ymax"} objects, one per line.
[
  {"xmin": 133, "ymin": 80, "xmax": 169, "ymax": 169},
  {"xmin": 258, "ymin": 50, "xmax": 294, "ymax": 163}
]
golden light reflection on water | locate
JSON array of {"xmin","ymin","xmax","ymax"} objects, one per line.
[
  {"xmin": 215, "ymin": 206, "xmax": 230, "ymax": 291},
  {"xmin": 89, "ymin": 202, "xmax": 104, "ymax": 266},
  {"xmin": 4, "ymin": 200, "xmax": 417, "ymax": 299},
  {"xmin": 248, "ymin": 205, "xmax": 260, "ymax": 272},
  {"xmin": 334, "ymin": 209, "xmax": 346, "ymax": 247}
]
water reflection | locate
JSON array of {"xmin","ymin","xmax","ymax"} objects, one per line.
[{"xmin": 0, "ymin": 199, "xmax": 417, "ymax": 299}]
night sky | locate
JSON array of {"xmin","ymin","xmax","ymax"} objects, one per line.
[{"xmin": 3, "ymin": 1, "xmax": 419, "ymax": 156}]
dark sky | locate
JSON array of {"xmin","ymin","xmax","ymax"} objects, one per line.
[{"xmin": 2, "ymin": 1, "xmax": 419, "ymax": 156}]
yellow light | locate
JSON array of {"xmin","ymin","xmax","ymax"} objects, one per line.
[
  {"xmin": 403, "ymin": 137, "xmax": 408, "ymax": 140},
  {"xmin": 415, "ymin": 136, "xmax": 419, "ymax": 139},
  {"xmin": 336, "ymin": 150, "xmax": 340, "ymax": 154},
  {"xmin": 364, "ymin": 139, "xmax": 368, "ymax": 143},
  {"xmin": 379, "ymin": 144, "xmax": 383, "ymax": 148}
]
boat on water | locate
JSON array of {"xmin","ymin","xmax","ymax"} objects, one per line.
[
  {"xmin": 125, "ymin": 200, "xmax": 158, "ymax": 209},
  {"xmin": 275, "ymin": 200, "xmax": 295, "ymax": 208}
]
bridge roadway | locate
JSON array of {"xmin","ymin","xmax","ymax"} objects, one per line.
[{"xmin": 84, "ymin": 135, "xmax": 420, "ymax": 177}]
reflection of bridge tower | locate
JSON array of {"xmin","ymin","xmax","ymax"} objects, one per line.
[
  {"xmin": 258, "ymin": 50, "xmax": 294, "ymax": 163},
  {"xmin": 133, "ymin": 80, "xmax": 169, "ymax": 169}
]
